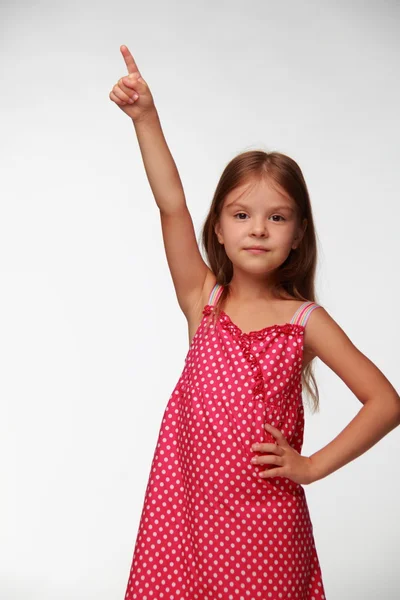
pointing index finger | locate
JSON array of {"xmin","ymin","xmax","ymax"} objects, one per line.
[{"xmin": 120, "ymin": 45, "xmax": 140, "ymax": 76}]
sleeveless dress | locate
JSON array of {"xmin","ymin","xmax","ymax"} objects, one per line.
[{"xmin": 124, "ymin": 284, "xmax": 326, "ymax": 600}]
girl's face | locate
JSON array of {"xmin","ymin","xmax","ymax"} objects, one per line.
[{"xmin": 215, "ymin": 177, "xmax": 306, "ymax": 276}]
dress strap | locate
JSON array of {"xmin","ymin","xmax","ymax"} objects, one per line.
[
  {"xmin": 290, "ymin": 301, "xmax": 321, "ymax": 326},
  {"xmin": 208, "ymin": 283, "xmax": 224, "ymax": 307}
]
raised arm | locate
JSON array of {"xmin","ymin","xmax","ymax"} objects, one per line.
[{"xmin": 110, "ymin": 46, "xmax": 213, "ymax": 318}]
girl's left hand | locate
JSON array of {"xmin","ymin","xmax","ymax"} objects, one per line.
[{"xmin": 251, "ymin": 423, "xmax": 316, "ymax": 485}]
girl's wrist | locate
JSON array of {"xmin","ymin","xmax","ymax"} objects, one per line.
[{"xmin": 132, "ymin": 107, "xmax": 159, "ymax": 127}]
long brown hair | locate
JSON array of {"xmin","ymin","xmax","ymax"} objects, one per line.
[{"xmin": 200, "ymin": 150, "xmax": 321, "ymax": 413}]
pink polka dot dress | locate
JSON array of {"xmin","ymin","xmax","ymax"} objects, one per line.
[{"xmin": 124, "ymin": 283, "xmax": 326, "ymax": 600}]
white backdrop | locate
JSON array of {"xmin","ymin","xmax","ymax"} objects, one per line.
[{"xmin": 1, "ymin": 1, "xmax": 399, "ymax": 598}]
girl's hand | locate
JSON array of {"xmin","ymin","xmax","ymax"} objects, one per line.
[
  {"xmin": 251, "ymin": 423, "xmax": 316, "ymax": 485},
  {"xmin": 109, "ymin": 45, "xmax": 156, "ymax": 122}
]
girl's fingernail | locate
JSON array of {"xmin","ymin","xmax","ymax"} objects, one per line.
[{"xmin": 133, "ymin": 94, "xmax": 139, "ymax": 100}]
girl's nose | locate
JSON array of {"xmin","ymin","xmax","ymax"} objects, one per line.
[{"xmin": 251, "ymin": 221, "xmax": 269, "ymax": 236}]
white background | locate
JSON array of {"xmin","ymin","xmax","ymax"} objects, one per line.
[{"xmin": 1, "ymin": 1, "xmax": 399, "ymax": 598}]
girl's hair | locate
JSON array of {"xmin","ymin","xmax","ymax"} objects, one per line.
[{"xmin": 200, "ymin": 150, "xmax": 320, "ymax": 413}]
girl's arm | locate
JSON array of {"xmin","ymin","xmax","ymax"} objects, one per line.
[
  {"xmin": 304, "ymin": 308, "xmax": 400, "ymax": 483},
  {"xmin": 134, "ymin": 110, "xmax": 212, "ymax": 321},
  {"xmin": 132, "ymin": 109, "xmax": 186, "ymax": 214},
  {"xmin": 110, "ymin": 46, "xmax": 212, "ymax": 319},
  {"xmin": 133, "ymin": 112, "xmax": 213, "ymax": 317}
]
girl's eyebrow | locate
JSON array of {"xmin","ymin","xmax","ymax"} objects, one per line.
[{"xmin": 225, "ymin": 200, "xmax": 295, "ymax": 213}]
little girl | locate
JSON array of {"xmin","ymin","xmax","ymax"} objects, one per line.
[{"xmin": 110, "ymin": 46, "xmax": 400, "ymax": 600}]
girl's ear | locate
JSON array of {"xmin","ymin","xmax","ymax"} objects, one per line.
[
  {"xmin": 292, "ymin": 218, "xmax": 307, "ymax": 249},
  {"xmin": 214, "ymin": 221, "xmax": 224, "ymax": 245}
]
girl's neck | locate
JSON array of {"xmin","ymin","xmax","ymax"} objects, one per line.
[{"xmin": 226, "ymin": 282, "xmax": 292, "ymax": 305}]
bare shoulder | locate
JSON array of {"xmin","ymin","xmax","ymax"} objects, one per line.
[
  {"xmin": 274, "ymin": 296, "xmax": 317, "ymax": 323},
  {"xmin": 303, "ymin": 305, "xmax": 399, "ymax": 404},
  {"xmin": 303, "ymin": 305, "xmax": 340, "ymax": 353},
  {"xmin": 186, "ymin": 270, "xmax": 217, "ymax": 342},
  {"xmin": 302, "ymin": 304, "xmax": 365, "ymax": 366},
  {"xmin": 285, "ymin": 299, "xmax": 323, "ymax": 367},
  {"xmin": 191, "ymin": 269, "xmax": 217, "ymax": 317},
  {"xmin": 201, "ymin": 270, "xmax": 219, "ymax": 307}
]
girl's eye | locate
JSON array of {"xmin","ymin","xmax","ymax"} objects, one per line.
[{"xmin": 233, "ymin": 213, "xmax": 285, "ymax": 222}]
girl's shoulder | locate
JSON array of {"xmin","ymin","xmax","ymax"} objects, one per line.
[
  {"xmin": 302, "ymin": 304, "xmax": 391, "ymax": 407},
  {"xmin": 289, "ymin": 300, "xmax": 324, "ymax": 331},
  {"xmin": 201, "ymin": 273, "xmax": 219, "ymax": 307}
]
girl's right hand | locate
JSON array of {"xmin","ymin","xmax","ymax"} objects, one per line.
[{"xmin": 109, "ymin": 45, "xmax": 156, "ymax": 122}]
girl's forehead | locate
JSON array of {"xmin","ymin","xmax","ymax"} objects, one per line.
[{"xmin": 223, "ymin": 179, "xmax": 295, "ymax": 210}]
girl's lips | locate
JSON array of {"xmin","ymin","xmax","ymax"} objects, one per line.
[{"xmin": 245, "ymin": 248, "xmax": 269, "ymax": 254}]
